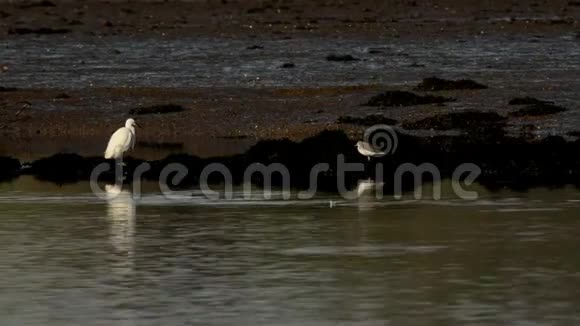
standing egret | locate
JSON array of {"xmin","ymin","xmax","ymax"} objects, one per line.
[
  {"xmin": 355, "ymin": 141, "xmax": 385, "ymax": 161},
  {"xmin": 104, "ymin": 118, "xmax": 139, "ymax": 163}
]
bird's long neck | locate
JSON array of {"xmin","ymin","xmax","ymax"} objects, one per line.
[{"xmin": 127, "ymin": 126, "xmax": 135, "ymax": 135}]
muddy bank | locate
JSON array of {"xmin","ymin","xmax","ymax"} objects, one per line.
[
  {"xmin": 0, "ymin": 0, "xmax": 577, "ymax": 40},
  {"xmin": 509, "ymin": 103, "xmax": 568, "ymax": 117},
  {"xmin": 415, "ymin": 77, "xmax": 488, "ymax": 91},
  {"xmin": 364, "ymin": 91, "xmax": 454, "ymax": 107},
  {"xmin": 3, "ymin": 129, "xmax": 580, "ymax": 192},
  {"xmin": 1, "ymin": 80, "xmax": 578, "ymax": 161},
  {"xmin": 0, "ymin": 0, "xmax": 578, "ymax": 196},
  {"xmin": 402, "ymin": 111, "xmax": 506, "ymax": 133},
  {"xmin": 337, "ymin": 115, "xmax": 397, "ymax": 126}
]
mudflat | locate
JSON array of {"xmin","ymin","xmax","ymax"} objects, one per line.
[{"xmin": 0, "ymin": 0, "xmax": 579, "ymax": 160}]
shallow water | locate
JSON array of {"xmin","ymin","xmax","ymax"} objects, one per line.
[{"xmin": 1, "ymin": 178, "xmax": 580, "ymax": 325}]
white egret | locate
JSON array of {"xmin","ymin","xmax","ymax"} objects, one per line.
[
  {"xmin": 355, "ymin": 141, "xmax": 385, "ymax": 161},
  {"xmin": 104, "ymin": 118, "xmax": 139, "ymax": 162}
]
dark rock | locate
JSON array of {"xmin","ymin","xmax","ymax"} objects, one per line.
[
  {"xmin": 472, "ymin": 136, "xmax": 580, "ymax": 190},
  {"xmin": 0, "ymin": 157, "xmax": 21, "ymax": 181},
  {"xmin": 337, "ymin": 114, "xmax": 398, "ymax": 126},
  {"xmin": 0, "ymin": 86, "xmax": 19, "ymax": 92},
  {"xmin": 246, "ymin": 45, "xmax": 264, "ymax": 50},
  {"xmin": 403, "ymin": 110, "xmax": 506, "ymax": 131},
  {"xmin": 54, "ymin": 93, "xmax": 71, "ymax": 99},
  {"xmin": 415, "ymin": 77, "xmax": 488, "ymax": 91},
  {"xmin": 281, "ymin": 63, "xmax": 295, "ymax": 68},
  {"xmin": 137, "ymin": 141, "xmax": 184, "ymax": 150},
  {"xmin": 509, "ymin": 104, "xmax": 567, "ymax": 117},
  {"xmin": 147, "ymin": 154, "xmax": 203, "ymax": 186},
  {"xmin": 14, "ymin": 127, "xmax": 580, "ymax": 192},
  {"xmin": 245, "ymin": 138, "xmax": 298, "ymax": 164},
  {"xmin": 19, "ymin": 0, "xmax": 56, "ymax": 8},
  {"xmin": 129, "ymin": 104, "xmax": 186, "ymax": 115},
  {"xmin": 247, "ymin": 7, "xmax": 268, "ymax": 14},
  {"xmin": 508, "ymin": 97, "xmax": 553, "ymax": 105},
  {"xmin": 326, "ymin": 54, "xmax": 360, "ymax": 62},
  {"xmin": 67, "ymin": 19, "xmax": 83, "ymax": 26},
  {"xmin": 27, "ymin": 153, "xmax": 101, "ymax": 183},
  {"xmin": 218, "ymin": 130, "xmax": 361, "ymax": 190},
  {"xmin": 364, "ymin": 91, "xmax": 454, "ymax": 107},
  {"xmin": 0, "ymin": 11, "xmax": 11, "ymax": 18},
  {"xmin": 8, "ymin": 27, "xmax": 71, "ymax": 35},
  {"xmin": 27, "ymin": 154, "xmax": 150, "ymax": 184},
  {"xmin": 121, "ymin": 8, "xmax": 136, "ymax": 14},
  {"xmin": 568, "ymin": 131, "xmax": 580, "ymax": 137},
  {"xmin": 39, "ymin": 0, "xmax": 56, "ymax": 6}
]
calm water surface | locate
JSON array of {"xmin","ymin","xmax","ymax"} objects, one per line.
[{"xmin": 1, "ymin": 179, "xmax": 580, "ymax": 325}]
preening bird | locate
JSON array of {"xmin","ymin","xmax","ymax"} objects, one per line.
[
  {"xmin": 104, "ymin": 118, "xmax": 139, "ymax": 161},
  {"xmin": 355, "ymin": 141, "xmax": 385, "ymax": 161}
]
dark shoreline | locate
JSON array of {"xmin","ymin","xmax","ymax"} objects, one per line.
[
  {"xmin": 2, "ymin": 78, "xmax": 579, "ymax": 160},
  {"xmin": 1, "ymin": 0, "xmax": 579, "ymax": 187},
  {"xmin": 2, "ymin": 129, "xmax": 579, "ymax": 193}
]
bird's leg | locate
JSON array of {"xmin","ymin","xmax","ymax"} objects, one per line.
[
  {"xmin": 114, "ymin": 156, "xmax": 126, "ymax": 184},
  {"xmin": 116, "ymin": 150, "xmax": 126, "ymax": 167},
  {"xmin": 367, "ymin": 157, "xmax": 371, "ymax": 181},
  {"xmin": 120, "ymin": 156, "xmax": 127, "ymax": 180}
]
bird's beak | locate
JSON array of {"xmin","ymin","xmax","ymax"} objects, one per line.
[{"xmin": 134, "ymin": 123, "xmax": 140, "ymax": 128}]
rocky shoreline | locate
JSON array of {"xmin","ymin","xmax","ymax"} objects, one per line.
[
  {"xmin": 2, "ymin": 76, "xmax": 580, "ymax": 192},
  {"xmin": 1, "ymin": 0, "xmax": 579, "ymax": 191},
  {"xmin": 2, "ymin": 77, "xmax": 578, "ymax": 159},
  {"xmin": 1, "ymin": 128, "xmax": 579, "ymax": 193}
]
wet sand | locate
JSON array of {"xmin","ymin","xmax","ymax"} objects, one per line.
[
  {"xmin": 0, "ymin": 86, "xmax": 379, "ymax": 159},
  {"xmin": 0, "ymin": 0, "xmax": 577, "ymax": 40},
  {"xmin": 2, "ymin": 82, "xmax": 579, "ymax": 160},
  {"xmin": 1, "ymin": 0, "xmax": 579, "ymax": 160}
]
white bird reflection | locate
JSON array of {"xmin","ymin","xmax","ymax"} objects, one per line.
[
  {"xmin": 105, "ymin": 184, "xmax": 136, "ymax": 263},
  {"xmin": 104, "ymin": 184, "xmax": 137, "ymax": 323},
  {"xmin": 356, "ymin": 179, "xmax": 383, "ymax": 211}
]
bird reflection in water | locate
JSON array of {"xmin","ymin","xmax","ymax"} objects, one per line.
[
  {"xmin": 356, "ymin": 179, "xmax": 383, "ymax": 211},
  {"xmin": 105, "ymin": 184, "xmax": 136, "ymax": 274}
]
